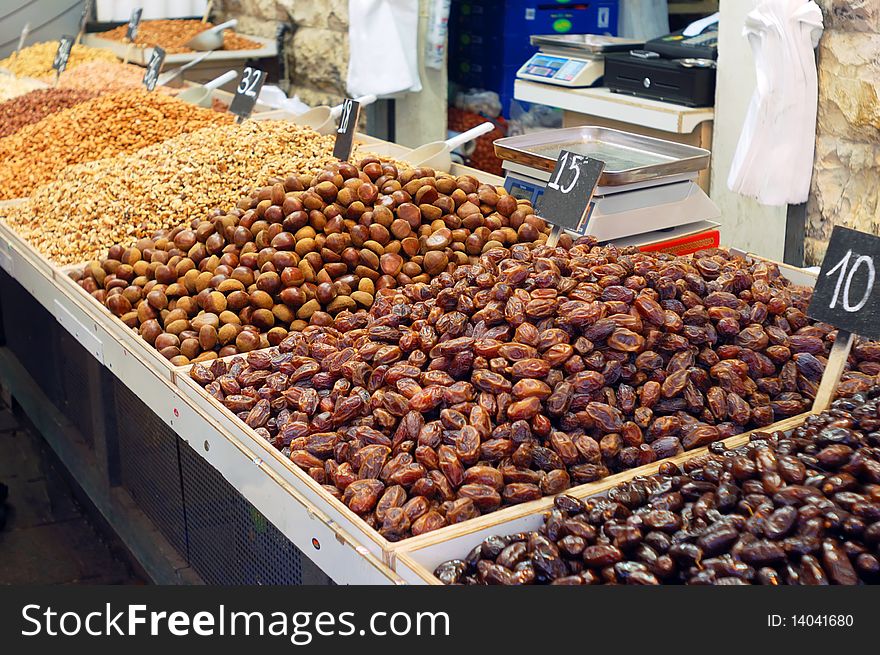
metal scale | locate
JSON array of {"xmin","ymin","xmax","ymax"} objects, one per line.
[
  {"xmin": 516, "ymin": 34, "xmax": 644, "ymax": 88},
  {"xmin": 494, "ymin": 126, "xmax": 720, "ymax": 244}
]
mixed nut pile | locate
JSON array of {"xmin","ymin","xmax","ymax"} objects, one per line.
[
  {"xmin": 0, "ymin": 41, "xmax": 117, "ymax": 79},
  {"xmin": 100, "ymin": 19, "xmax": 260, "ymax": 53},
  {"xmin": 73, "ymin": 159, "xmax": 550, "ymax": 364},
  {"xmin": 187, "ymin": 240, "xmax": 879, "ymax": 540},
  {"xmin": 0, "ymin": 90, "xmax": 231, "ymax": 199},
  {"xmin": 435, "ymin": 388, "xmax": 880, "ymax": 584},
  {"xmin": 0, "ymin": 88, "xmax": 98, "ymax": 138}
]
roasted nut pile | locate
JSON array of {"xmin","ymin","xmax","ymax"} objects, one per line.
[
  {"xmin": 0, "ymin": 90, "xmax": 231, "ymax": 199},
  {"xmin": 435, "ymin": 388, "xmax": 880, "ymax": 584},
  {"xmin": 0, "ymin": 88, "xmax": 97, "ymax": 138},
  {"xmin": 99, "ymin": 20, "xmax": 260, "ymax": 53},
  {"xmin": 0, "ymin": 74, "xmax": 45, "ymax": 102},
  {"xmin": 0, "ymin": 42, "xmax": 117, "ymax": 79},
  {"xmin": 187, "ymin": 242, "xmax": 880, "ymax": 541},
  {"xmin": 11, "ymin": 121, "xmax": 357, "ymax": 264},
  {"xmin": 56, "ymin": 60, "xmax": 176, "ymax": 95},
  {"xmin": 72, "ymin": 159, "xmax": 548, "ymax": 364}
]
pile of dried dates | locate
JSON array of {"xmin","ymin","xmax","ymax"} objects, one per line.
[
  {"xmin": 189, "ymin": 241, "xmax": 880, "ymax": 540},
  {"xmin": 436, "ymin": 387, "xmax": 880, "ymax": 584}
]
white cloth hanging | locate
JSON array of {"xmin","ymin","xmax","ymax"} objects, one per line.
[
  {"xmin": 727, "ymin": 0, "xmax": 823, "ymax": 206},
  {"xmin": 347, "ymin": 0, "xmax": 422, "ymax": 98},
  {"xmin": 618, "ymin": 0, "xmax": 669, "ymax": 40}
]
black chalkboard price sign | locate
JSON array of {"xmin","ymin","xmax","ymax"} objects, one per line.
[
  {"xmin": 807, "ymin": 225, "xmax": 880, "ymax": 411},
  {"xmin": 229, "ymin": 66, "xmax": 267, "ymax": 122},
  {"xmin": 537, "ymin": 149, "xmax": 605, "ymax": 246},
  {"xmin": 808, "ymin": 226, "xmax": 880, "ymax": 340},
  {"xmin": 332, "ymin": 98, "xmax": 361, "ymax": 161},
  {"xmin": 126, "ymin": 8, "xmax": 143, "ymax": 42},
  {"xmin": 53, "ymin": 35, "xmax": 74, "ymax": 76},
  {"xmin": 142, "ymin": 47, "xmax": 166, "ymax": 92}
]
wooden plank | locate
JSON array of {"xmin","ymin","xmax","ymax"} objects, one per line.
[
  {"xmin": 398, "ymin": 412, "xmax": 811, "ymax": 584},
  {"xmin": 812, "ymin": 329, "xmax": 854, "ymax": 413}
]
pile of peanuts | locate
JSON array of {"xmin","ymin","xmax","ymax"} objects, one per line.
[
  {"xmin": 0, "ymin": 74, "xmax": 46, "ymax": 102},
  {"xmin": 100, "ymin": 20, "xmax": 261, "ymax": 53},
  {"xmin": 0, "ymin": 88, "xmax": 98, "ymax": 138},
  {"xmin": 56, "ymin": 60, "xmax": 176, "ymax": 95},
  {"xmin": 69, "ymin": 158, "xmax": 548, "ymax": 365},
  {"xmin": 8, "ymin": 121, "xmax": 381, "ymax": 264},
  {"xmin": 0, "ymin": 90, "xmax": 231, "ymax": 200},
  {"xmin": 0, "ymin": 42, "xmax": 118, "ymax": 79}
]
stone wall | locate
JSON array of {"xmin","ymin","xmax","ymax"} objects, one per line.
[
  {"xmin": 806, "ymin": 0, "xmax": 880, "ymax": 264},
  {"xmin": 214, "ymin": 0, "xmax": 350, "ymax": 107}
]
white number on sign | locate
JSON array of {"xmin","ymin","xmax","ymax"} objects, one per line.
[
  {"xmin": 546, "ymin": 151, "xmax": 584, "ymax": 194},
  {"xmin": 826, "ymin": 249, "xmax": 875, "ymax": 313},
  {"xmin": 337, "ymin": 99, "xmax": 354, "ymax": 134},
  {"xmin": 237, "ymin": 67, "xmax": 261, "ymax": 97}
]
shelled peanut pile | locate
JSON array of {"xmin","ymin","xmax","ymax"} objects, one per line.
[
  {"xmin": 435, "ymin": 388, "xmax": 880, "ymax": 584},
  {"xmin": 0, "ymin": 88, "xmax": 98, "ymax": 138},
  {"xmin": 9, "ymin": 122, "xmax": 377, "ymax": 264},
  {"xmin": 0, "ymin": 42, "xmax": 117, "ymax": 79},
  {"xmin": 99, "ymin": 20, "xmax": 261, "ymax": 53},
  {"xmin": 0, "ymin": 90, "xmax": 231, "ymax": 200}
]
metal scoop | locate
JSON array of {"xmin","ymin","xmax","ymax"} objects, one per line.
[
  {"xmin": 402, "ymin": 122, "xmax": 495, "ymax": 171},
  {"xmin": 176, "ymin": 70, "xmax": 237, "ymax": 107},
  {"xmin": 295, "ymin": 94, "xmax": 377, "ymax": 134},
  {"xmin": 185, "ymin": 19, "xmax": 237, "ymax": 51},
  {"xmin": 156, "ymin": 49, "xmax": 216, "ymax": 86}
]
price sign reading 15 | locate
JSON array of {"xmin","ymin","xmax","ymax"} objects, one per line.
[
  {"xmin": 537, "ymin": 149, "xmax": 605, "ymax": 236},
  {"xmin": 808, "ymin": 226, "xmax": 880, "ymax": 341}
]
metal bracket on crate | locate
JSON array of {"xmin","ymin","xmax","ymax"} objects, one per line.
[{"xmin": 728, "ymin": 247, "xmax": 750, "ymax": 261}]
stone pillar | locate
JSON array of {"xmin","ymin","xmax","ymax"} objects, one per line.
[
  {"xmin": 806, "ymin": 0, "xmax": 880, "ymax": 264},
  {"xmin": 214, "ymin": 0, "xmax": 349, "ymax": 104}
]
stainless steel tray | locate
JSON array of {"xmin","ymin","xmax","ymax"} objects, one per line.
[
  {"xmin": 494, "ymin": 126, "xmax": 711, "ymax": 186},
  {"xmin": 530, "ymin": 34, "xmax": 643, "ymax": 56}
]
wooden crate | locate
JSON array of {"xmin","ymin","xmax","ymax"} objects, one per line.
[{"xmin": 394, "ymin": 413, "xmax": 810, "ymax": 584}]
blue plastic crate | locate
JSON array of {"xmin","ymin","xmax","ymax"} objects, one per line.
[{"xmin": 448, "ymin": 0, "xmax": 619, "ymax": 116}]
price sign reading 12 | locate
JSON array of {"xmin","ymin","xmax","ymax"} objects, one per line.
[{"xmin": 808, "ymin": 226, "xmax": 880, "ymax": 341}]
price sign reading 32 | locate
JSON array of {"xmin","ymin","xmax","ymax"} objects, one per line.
[
  {"xmin": 229, "ymin": 66, "xmax": 267, "ymax": 121},
  {"xmin": 808, "ymin": 226, "xmax": 880, "ymax": 341}
]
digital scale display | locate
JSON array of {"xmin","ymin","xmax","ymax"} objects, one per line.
[
  {"xmin": 504, "ymin": 174, "xmax": 595, "ymax": 226},
  {"xmin": 521, "ymin": 54, "xmax": 588, "ymax": 82}
]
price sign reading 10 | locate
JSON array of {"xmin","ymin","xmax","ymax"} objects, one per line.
[{"xmin": 808, "ymin": 226, "xmax": 880, "ymax": 341}]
